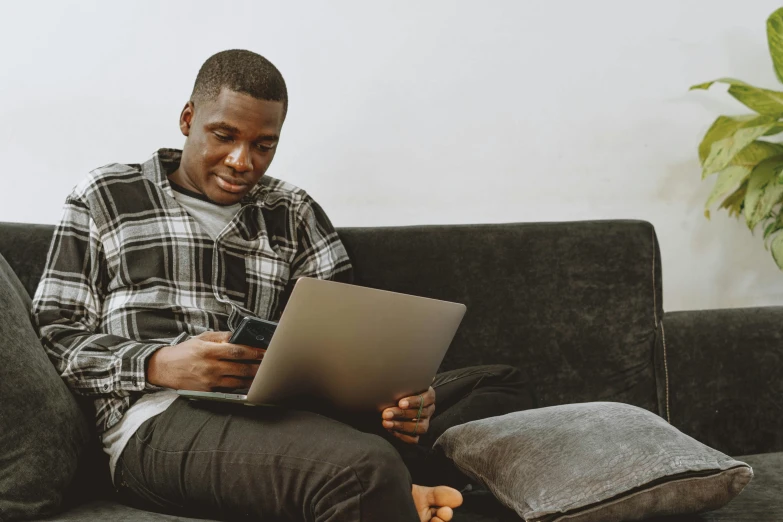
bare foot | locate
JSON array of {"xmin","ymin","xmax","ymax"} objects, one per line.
[{"xmin": 411, "ymin": 484, "xmax": 463, "ymax": 522}]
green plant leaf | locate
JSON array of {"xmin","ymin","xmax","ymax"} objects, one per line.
[
  {"xmin": 744, "ymin": 156, "xmax": 783, "ymax": 229},
  {"xmin": 705, "ymin": 166, "xmax": 754, "ymax": 211},
  {"xmin": 763, "ymin": 211, "xmax": 783, "ymax": 246},
  {"xmin": 702, "ymin": 115, "xmax": 777, "ymax": 177},
  {"xmin": 767, "ymin": 8, "xmax": 783, "ymax": 84},
  {"xmin": 719, "ymin": 183, "xmax": 748, "ymax": 218},
  {"xmin": 701, "ymin": 139, "xmax": 783, "ymax": 211},
  {"xmin": 691, "ymin": 78, "xmax": 783, "ymax": 115},
  {"xmin": 764, "ymin": 123, "xmax": 783, "ymax": 136},
  {"xmin": 728, "ymin": 85, "xmax": 783, "ymax": 114},
  {"xmin": 731, "ymin": 140, "xmax": 783, "ymax": 167},
  {"xmin": 698, "ymin": 115, "xmax": 759, "ymax": 165},
  {"xmin": 770, "ymin": 233, "xmax": 783, "ymax": 269},
  {"xmin": 764, "ymin": 220, "xmax": 777, "ymax": 239},
  {"xmin": 690, "ymin": 77, "xmax": 750, "ymax": 90}
]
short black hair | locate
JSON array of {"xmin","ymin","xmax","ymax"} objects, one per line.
[{"xmin": 190, "ymin": 49, "xmax": 288, "ymax": 115}]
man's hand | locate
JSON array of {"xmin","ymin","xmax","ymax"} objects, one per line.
[
  {"xmin": 381, "ymin": 386, "xmax": 436, "ymax": 444},
  {"xmin": 147, "ymin": 331, "xmax": 265, "ymax": 391}
]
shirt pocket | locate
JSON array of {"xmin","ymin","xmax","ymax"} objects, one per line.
[{"xmin": 239, "ymin": 235, "xmax": 291, "ymax": 319}]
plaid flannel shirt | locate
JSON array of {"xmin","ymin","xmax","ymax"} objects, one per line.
[{"xmin": 32, "ymin": 149, "xmax": 353, "ymax": 434}]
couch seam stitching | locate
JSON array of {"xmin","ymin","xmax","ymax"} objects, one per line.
[
  {"xmin": 661, "ymin": 321, "xmax": 671, "ymax": 423},
  {"xmin": 651, "ymin": 226, "xmax": 659, "ymax": 328}
]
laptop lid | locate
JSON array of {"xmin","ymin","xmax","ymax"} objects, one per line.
[{"xmin": 245, "ymin": 278, "xmax": 466, "ymax": 411}]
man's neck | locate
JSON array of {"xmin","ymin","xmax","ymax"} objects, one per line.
[{"xmin": 168, "ymin": 167, "xmax": 202, "ymax": 196}]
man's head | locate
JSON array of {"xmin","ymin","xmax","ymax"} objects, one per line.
[{"xmin": 173, "ymin": 49, "xmax": 288, "ymax": 205}]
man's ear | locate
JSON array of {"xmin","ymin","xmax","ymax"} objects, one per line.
[{"xmin": 179, "ymin": 101, "xmax": 195, "ymax": 137}]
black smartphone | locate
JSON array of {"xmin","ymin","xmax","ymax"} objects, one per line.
[{"xmin": 229, "ymin": 316, "xmax": 278, "ymax": 349}]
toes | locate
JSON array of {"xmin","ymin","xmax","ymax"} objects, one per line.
[
  {"xmin": 436, "ymin": 506, "xmax": 454, "ymax": 520},
  {"xmin": 419, "ymin": 506, "xmax": 437, "ymax": 521},
  {"xmin": 430, "ymin": 486, "xmax": 463, "ymax": 508},
  {"xmin": 412, "ymin": 484, "xmax": 462, "ymax": 521}
]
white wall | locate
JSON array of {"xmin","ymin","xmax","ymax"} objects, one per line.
[{"xmin": 1, "ymin": 0, "xmax": 782, "ymax": 311}]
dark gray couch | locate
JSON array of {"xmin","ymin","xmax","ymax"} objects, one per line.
[{"xmin": 0, "ymin": 219, "xmax": 780, "ymax": 521}]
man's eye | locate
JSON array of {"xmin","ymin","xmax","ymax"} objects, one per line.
[
  {"xmin": 256, "ymin": 143, "xmax": 275, "ymax": 152},
  {"xmin": 214, "ymin": 133, "xmax": 232, "ymax": 142}
]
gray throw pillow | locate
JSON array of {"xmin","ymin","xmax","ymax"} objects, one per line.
[
  {"xmin": 434, "ymin": 402, "xmax": 752, "ymax": 522},
  {"xmin": 0, "ymin": 254, "xmax": 90, "ymax": 520}
]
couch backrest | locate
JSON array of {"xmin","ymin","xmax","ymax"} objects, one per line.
[
  {"xmin": 338, "ymin": 220, "xmax": 663, "ymax": 413},
  {"xmin": 0, "ymin": 219, "xmax": 663, "ymax": 413}
]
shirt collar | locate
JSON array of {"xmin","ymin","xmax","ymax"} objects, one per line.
[{"xmin": 143, "ymin": 148, "xmax": 268, "ymax": 207}]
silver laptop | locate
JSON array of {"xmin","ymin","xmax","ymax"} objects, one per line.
[{"xmin": 177, "ymin": 277, "xmax": 466, "ymax": 411}]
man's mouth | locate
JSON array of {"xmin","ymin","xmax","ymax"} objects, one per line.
[{"xmin": 214, "ymin": 175, "xmax": 247, "ymax": 194}]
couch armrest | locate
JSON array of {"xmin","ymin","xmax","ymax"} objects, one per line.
[{"xmin": 658, "ymin": 307, "xmax": 783, "ymax": 456}]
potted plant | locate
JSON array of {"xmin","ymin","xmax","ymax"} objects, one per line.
[{"xmin": 691, "ymin": 7, "xmax": 783, "ymax": 268}]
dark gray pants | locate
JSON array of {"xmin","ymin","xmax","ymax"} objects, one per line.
[{"xmin": 116, "ymin": 365, "xmax": 535, "ymax": 521}]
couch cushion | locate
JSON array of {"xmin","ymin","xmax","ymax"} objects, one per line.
[
  {"xmin": 0, "ymin": 222, "xmax": 55, "ymax": 300},
  {"xmin": 434, "ymin": 402, "xmax": 752, "ymax": 521},
  {"xmin": 681, "ymin": 452, "xmax": 783, "ymax": 522},
  {"xmin": 657, "ymin": 308, "xmax": 783, "ymax": 456},
  {"xmin": 0, "ymin": 254, "xmax": 91, "ymax": 520},
  {"xmin": 339, "ymin": 220, "xmax": 663, "ymax": 412}
]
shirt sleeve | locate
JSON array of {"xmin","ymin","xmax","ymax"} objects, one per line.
[
  {"xmin": 31, "ymin": 193, "xmax": 166, "ymax": 398},
  {"xmin": 290, "ymin": 197, "xmax": 354, "ymax": 284}
]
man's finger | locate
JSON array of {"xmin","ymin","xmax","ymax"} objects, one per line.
[
  {"xmin": 398, "ymin": 387, "xmax": 435, "ymax": 409},
  {"xmin": 214, "ymin": 376, "xmax": 256, "ymax": 391},
  {"xmin": 217, "ymin": 360, "xmax": 260, "ymax": 378},
  {"xmin": 382, "ymin": 404, "xmax": 435, "ymax": 420},
  {"xmin": 382, "ymin": 419, "xmax": 429, "ymax": 435},
  {"xmin": 197, "ymin": 331, "xmax": 232, "ymax": 343},
  {"xmin": 389, "ymin": 429, "xmax": 419, "ymax": 445},
  {"xmin": 205, "ymin": 341, "xmax": 266, "ymax": 361}
]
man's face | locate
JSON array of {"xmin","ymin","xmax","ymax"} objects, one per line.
[{"xmin": 175, "ymin": 88, "xmax": 285, "ymax": 205}]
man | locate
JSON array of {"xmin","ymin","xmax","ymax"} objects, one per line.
[{"xmin": 32, "ymin": 50, "xmax": 533, "ymax": 521}]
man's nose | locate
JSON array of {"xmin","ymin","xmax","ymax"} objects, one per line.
[{"xmin": 224, "ymin": 143, "xmax": 253, "ymax": 173}]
